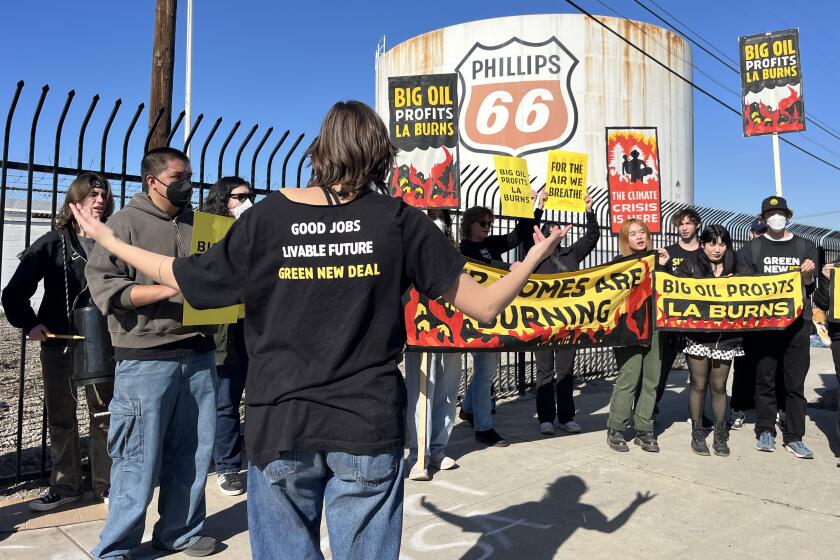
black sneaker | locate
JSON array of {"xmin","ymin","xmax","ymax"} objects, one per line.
[
  {"xmin": 217, "ymin": 472, "xmax": 245, "ymax": 496},
  {"xmin": 634, "ymin": 431, "xmax": 660, "ymax": 453},
  {"xmin": 153, "ymin": 535, "xmax": 218, "ymax": 557},
  {"xmin": 458, "ymin": 408, "xmax": 474, "ymax": 426},
  {"xmin": 29, "ymin": 492, "xmax": 82, "ymax": 512},
  {"xmin": 475, "ymin": 429, "xmax": 509, "ymax": 447},
  {"xmin": 712, "ymin": 422, "xmax": 730, "ymax": 457},
  {"xmin": 690, "ymin": 423, "xmax": 710, "ymax": 456},
  {"xmin": 96, "ymin": 488, "xmax": 110, "ymax": 505},
  {"xmin": 606, "ymin": 428, "xmax": 629, "ymax": 452}
]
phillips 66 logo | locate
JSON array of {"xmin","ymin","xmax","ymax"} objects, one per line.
[{"xmin": 456, "ymin": 37, "xmax": 579, "ymax": 157}]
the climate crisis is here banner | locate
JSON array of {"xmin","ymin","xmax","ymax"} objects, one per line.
[
  {"xmin": 405, "ymin": 254, "xmax": 655, "ymax": 352},
  {"xmin": 655, "ymin": 271, "xmax": 803, "ymax": 331}
]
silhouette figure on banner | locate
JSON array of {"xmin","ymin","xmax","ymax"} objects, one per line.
[
  {"xmin": 623, "ymin": 149, "xmax": 652, "ymax": 184},
  {"xmin": 421, "ymin": 475, "xmax": 655, "ymax": 559}
]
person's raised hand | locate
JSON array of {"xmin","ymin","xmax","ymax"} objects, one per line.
[
  {"xmin": 70, "ymin": 203, "xmax": 116, "ymax": 245},
  {"xmin": 822, "ymin": 262, "xmax": 835, "ymax": 281},
  {"xmin": 656, "ymin": 248, "xmax": 670, "ymax": 267},
  {"xmin": 800, "ymin": 258, "xmax": 816, "ymax": 278},
  {"xmin": 585, "ymin": 194, "xmax": 593, "ymax": 213},
  {"xmin": 28, "ymin": 324, "xmax": 49, "ymax": 342},
  {"xmin": 527, "ymin": 224, "xmax": 570, "ymax": 264}
]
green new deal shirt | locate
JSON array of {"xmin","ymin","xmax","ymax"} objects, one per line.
[{"xmin": 173, "ymin": 189, "xmax": 464, "ymax": 468}]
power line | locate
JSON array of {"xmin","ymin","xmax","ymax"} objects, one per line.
[
  {"xmin": 563, "ymin": 0, "xmax": 840, "ymax": 173},
  {"xmin": 632, "ymin": 0, "xmax": 840, "ymax": 142}
]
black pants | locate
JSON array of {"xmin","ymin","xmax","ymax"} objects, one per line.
[
  {"xmin": 748, "ymin": 319, "xmax": 810, "ymax": 444},
  {"xmin": 829, "ymin": 324, "xmax": 840, "ymax": 443},
  {"xmin": 731, "ymin": 345, "xmax": 786, "ymax": 412},
  {"xmin": 535, "ymin": 348, "xmax": 575, "ymax": 423}
]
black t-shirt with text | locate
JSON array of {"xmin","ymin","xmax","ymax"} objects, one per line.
[
  {"xmin": 737, "ymin": 234, "xmax": 818, "ymax": 321},
  {"xmin": 665, "ymin": 243, "xmax": 699, "ymax": 272},
  {"xmin": 172, "ymin": 190, "xmax": 465, "ymax": 467}
]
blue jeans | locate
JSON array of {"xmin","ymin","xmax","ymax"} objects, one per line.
[
  {"xmin": 214, "ymin": 361, "xmax": 247, "ymax": 474},
  {"xmin": 92, "ymin": 353, "xmax": 217, "ymax": 559},
  {"xmin": 461, "ymin": 353, "xmax": 498, "ymax": 431},
  {"xmin": 247, "ymin": 448, "xmax": 404, "ymax": 559},
  {"xmin": 404, "ymin": 352, "xmax": 462, "ymax": 462}
]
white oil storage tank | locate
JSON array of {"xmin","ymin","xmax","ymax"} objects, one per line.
[{"xmin": 375, "ymin": 13, "xmax": 694, "ymax": 214}]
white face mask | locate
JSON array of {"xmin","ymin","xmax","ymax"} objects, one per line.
[
  {"xmin": 231, "ymin": 198, "xmax": 252, "ymax": 220},
  {"xmin": 433, "ymin": 219, "xmax": 446, "ymax": 232},
  {"xmin": 766, "ymin": 214, "xmax": 787, "ymax": 232}
]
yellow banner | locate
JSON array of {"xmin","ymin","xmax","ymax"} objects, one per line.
[
  {"xmin": 545, "ymin": 151, "xmax": 588, "ymax": 212},
  {"xmin": 406, "ymin": 254, "xmax": 655, "ymax": 351},
  {"xmin": 493, "ymin": 155, "xmax": 533, "ymax": 218},
  {"xmin": 831, "ymin": 270, "xmax": 840, "ymax": 322},
  {"xmin": 654, "ymin": 271, "xmax": 803, "ymax": 331},
  {"xmin": 182, "ymin": 211, "xmax": 242, "ymax": 326}
]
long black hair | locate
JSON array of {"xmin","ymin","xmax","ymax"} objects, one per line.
[
  {"xmin": 697, "ymin": 224, "xmax": 736, "ymax": 275},
  {"xmin": 203, "ymin": 176, "xmax": 251, "ymax": 217}
]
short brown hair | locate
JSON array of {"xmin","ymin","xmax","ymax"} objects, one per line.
[
  {"xmin": 618, "ymin": 219, "xmax": 651, "ymax": 256},
  {"xmin": 460, "ymin": 206, "xmax": 494, "ymax": 240},
  {"xmin": 56, "ymin": 173, "xmax": 114, "ymax": 229},
  {"xmin": 307, "ymin": 101, "xmax": 396, "ymax": 197},
  {"xmin": 141, "ymin": 147, "xmax": 190, "ymax": 192},
  {"xmin": 670, "ymin": 208, "xmax": 701, "ymax": 229}
]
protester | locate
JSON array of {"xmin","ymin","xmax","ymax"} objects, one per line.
[
  {"xmin": 86, "ymin": 148, "xmax": 218, "ymax": 558},
  {"xmin": 606, "ymin": 219, "xmax": 669, "ymax": 453},
  {"xmin": 523, "ymin": 193, "xmax": 600, "ymax": 435},
  {"xmin": 1, "ymin": 173, "xmax": 114, "ymax": 511},
  {"xmin": 674, "ymin": 225, "xmax": 743, "ymax": 456},
  {"xmin": 730, "ymin": 217, "xmax": 769, "ymax": 429},
  {"xmin": 738, "ymin": 196, "xmax": 818, "ymax": 459},
  {"xmin": 813, "ymin": 260, "xmax": 840, "ymax": 467},
  {"xmin": 203, "ymin": 177, "xmax": 253, "ymax": 496},
  {"xmin": 70, "ymin": 100, "xmax": 568, "ymax": 559},
  {"xmin": 458, "ymin": 199, "xmax": 545, "ymax": 447},
  {"xmin": 404, "ymin": 208, "xmax": 462, "ymax": 481},
  {"xmin": 655, "ymin": 208, "xmax": 702, "ymax": 422}
]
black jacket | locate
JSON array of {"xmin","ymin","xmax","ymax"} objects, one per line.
[
  {"xmin": 673, "ymin": 253, "xmax": 743, "ymax": 350},
  {"xmin": 2, "ymin": 227, "xmax": 92, "ymax": 346},
  {"xmin": 524, "ymin": 210, "xmax": 600, "ymax": 273}
]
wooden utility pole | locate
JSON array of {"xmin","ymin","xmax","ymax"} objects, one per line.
[{"xmin": 148, "ymin": 0, "xmax": 177, "ymax": 151}]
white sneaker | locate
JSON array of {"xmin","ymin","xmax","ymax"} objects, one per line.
[
  {"xmin": 540, "ymin": 422, "xmax": 555, "ymax": 435},
  {"xmin": 429, "ymin": 454, "xmax": 457, "ymax": 470},
  {"xmin": 559, "ymin": 420, "xmax": 582, "ymax": 434},
  {"xmin": 408, "ymin": 464, "xmax": 430, "ymax": 481}
]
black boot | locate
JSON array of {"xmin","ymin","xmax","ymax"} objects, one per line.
[
  {"xmin": 691, "ymin": 421, "xmax": 710, "ymax": 456},
  {"xmin": 713, "ymin": 421, "xmax": 730, "ymax": 457},
  {"xmin": 606, "ymin": 428, "xmax": 629, "ymax": 452},
  {"xmin": 633, "ymin": 431, "xmax": 660, "ymax": 453}
]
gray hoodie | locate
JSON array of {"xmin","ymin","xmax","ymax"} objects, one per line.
[{"xmin": 86, "ymin": 193, "xmax": 213, "ymax": 349}]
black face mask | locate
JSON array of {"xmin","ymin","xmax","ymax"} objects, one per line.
[{"xmin": 156, "ymin": 177, "xmax": 193, "ymax": 208}]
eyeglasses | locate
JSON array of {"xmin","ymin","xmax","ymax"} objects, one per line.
[
  {"xmin": 229, "ymin": 192, "xmax": 253, "ymax": 201},
  {"xmin": 478, "ymin": 220, "xmax": 493, "ymax": 228}
]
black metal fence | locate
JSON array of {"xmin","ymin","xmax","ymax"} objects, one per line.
[{"xmin": 1, "ymin": 80, "xmax": 839, "ymax": 485}]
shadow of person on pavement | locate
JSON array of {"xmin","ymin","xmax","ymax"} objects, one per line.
[{"xmin": 421, "ymin": 475, "xmax": 654, "ymax": 559}]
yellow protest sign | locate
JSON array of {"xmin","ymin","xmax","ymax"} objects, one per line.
[
  {"xmin": 545, "ymin": 151, "xmax": 587, "ymax": 212},
  {"xmin": 831, "ymin": 270, "xmax": 840, "ymax": 322},
  {"xmin": 493, "ymin": 155, "xmax": 533, "ymax": 218},
  {"xmin": 183, "ymin": 211, "xmax": 242, "ymax": 326}
]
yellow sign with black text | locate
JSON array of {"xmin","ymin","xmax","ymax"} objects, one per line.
[
  {"xmin": 493, "ymin": 155, "xmax": 533, "ymax": 218},
  {"xmin": 545, "ymin": 151, "xmax": 587, "ymax": 212},
  {"xmin": 655, "ymin": 271, "xmax": 803, "ymax": 331},
  {"xmin": 182, "ymin": 211, "xmax": 243, "ymax": 326}
]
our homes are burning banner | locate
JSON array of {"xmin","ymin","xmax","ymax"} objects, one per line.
[
  {"xmin": 606, "ymin": 127, "xmax": 662, "ymax": 234},
  {"xmin": 829, "ymin": 270, "xmax": 840, "ymax": 322},
  {"xmin": 739, "ymin": 29, "xmax": 804, "ymax": 136},
  {"xmin": 388, "ymin": 74, "xmax": 460, "ymax": 208},
  {"xmin": 655, "ymin": 272, "xmax": 803, "ymax": 331},
  {"xmin": 405, "ymin": 255, "xmax": 655, "ymax": 352}
]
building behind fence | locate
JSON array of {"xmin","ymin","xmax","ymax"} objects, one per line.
[{"xmin": 0, "ymin": 81, "xmax": 838, "ymax": 484}]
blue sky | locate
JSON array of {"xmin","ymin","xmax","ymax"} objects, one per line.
[{"xmin": 2, "ymin": 0, "xmax": 838, "ymax": 228}]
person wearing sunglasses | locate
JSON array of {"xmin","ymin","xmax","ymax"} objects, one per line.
[
  {"xmin": 458, "ymin": 198, "xmax": 542, "ymax": 448},
  {"xmin": 202, "ymin": 177, "xmax": 254, "ymax": 496},
  {"xmin": 2, "ymin": 173, "xmax": 115, "ymax": 511}
]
